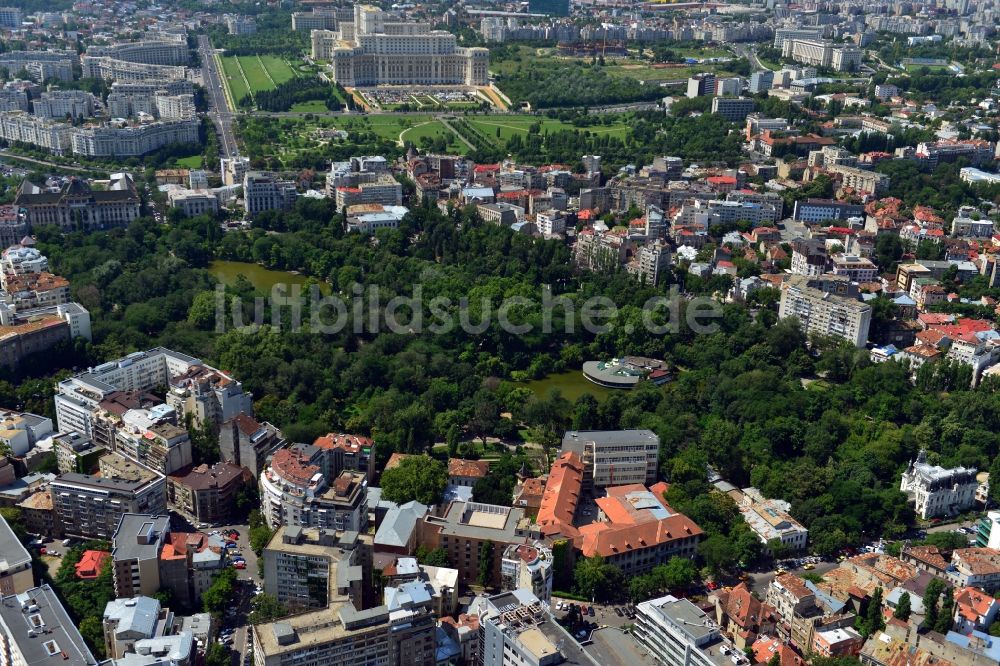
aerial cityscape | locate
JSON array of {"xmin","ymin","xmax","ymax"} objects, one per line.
[{"xmin": 1, "ymin": 1, "xmax": 1000, "ymax": 666}]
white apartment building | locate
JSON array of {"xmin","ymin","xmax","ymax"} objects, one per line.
[
  {"xmin": 782, "ymin": 39, "xmax": 862, "ymax": 72},
  {"xmin": 32, "ymin": 91, "xmax": 96, "ymax": 120},
  {"xmin": 0, "ymin": 51, "xmax": 75, "ymax": 82},
  {"xmin": 221, "ymin": 156, "xmax": 250, "ymax": 187},
  {"xmin": 0, "ymin": 112, "xmax": 73, "ymax": 154},
  {"xmin": 81, "ymin": 57, "xmax": 187, "ymax": 83},
  {"xmin": 500, "ymin": 542, "xmax": 553, "ymax": 604},
  {"xmin": 778, "ymin": 275, "xmax": 872, "ymax": 347},
  {"xmin": 259, "ymin": 445, "xmax": 368, "ymax": 531},
  {"xmin": 154, "ymin": 93, "xmax": 196, "ymax": 120},
  {"xmin": 633, "ymin": 595, "xmax": 728, "ymax": 666},
  {"xmin": 830, "ymin": 254, "xmax": 878, "ymax": 283},
  {"xmin": 900, "ymin": 449, "xmax": 977, "ymax": 520},
  {"xmin": 168, "ymin": 190, "xmax": 219, "ymax": 217},
  {"xmin": 84, "ymin": 41, "xmax": 189, "ymax": 66},
  {"xmin": 562, "ymin": 429, "xmax": 660, "ymax": 489},
  {"xmin": 71, "ymin": 119, "xmax": 200, "ymax": 158},
  {"xmin": 711, "ymin": 97, "xmax": 754, "ymax": 122},
  {"xmin": 54, "ymin": 347, "xmax": 250, "ymax": 438},
  {"xmin": 825, "ymin": 164, "xmax": 890, "ymax": 195},
  {"xmin": 316, "ymin": 5, "xmax": 489, "ymax": 86},
  {"xmin": 106, "ymin": 80, "xmax": 194, "ymax": 118},
  {"xmin": 333, "ymin": 173, "xmax": 402, "ymax": 209},
  {"xmin": 244, "ymin": 172, "xmax": 299, "ymax": 217},
  {"xmin": 536, "ymin": 210, "xmax": 566, "ymax": 235},
  {"xmin": 673, "ymin": 198, "xmax": 781, "ymax": 227},
  {"xmin": 226, "ymin": 15, "xmax": 257, "ymax": 35},
  {"xmin": 478, "ymin": 590, "xmax": 564, "ymax": 666},
  {"xmin": 0, "ymin": 7, "xmax": 21, "ymax": 27},
  {"xmin": 951, "ymin": 206, "xmax": 995, "ymax": 238}
]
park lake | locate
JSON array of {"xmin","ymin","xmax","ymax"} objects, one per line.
[
  {"xmin": 208, "ymin": 261, "xmax": 332, "ymax": 296},
  {"xmin": 522, "ymin": 369, "xmax": 613, "ymax": 402}
]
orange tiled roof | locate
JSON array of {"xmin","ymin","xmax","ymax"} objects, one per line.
[
  {"xmin": 536, "ymin": 452, "xmax": 583, "ymax": 537},
  {"xmin": 448, "ymin": 458, "xmax": 490, "ymax": 479}
]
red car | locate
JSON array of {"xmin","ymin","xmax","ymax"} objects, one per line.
[
  {"xmin": 39, "ymin": 547, "xmax": 47, "ymax": 555},
  {"xmin": 706, "ymin": 581, "xmax": 719, "ymax": 591},
  {"xmin": 233, "ymin": 561, "xmax": 246, "ymax": 570}
]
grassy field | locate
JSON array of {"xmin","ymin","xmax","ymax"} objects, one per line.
[
  {"xmin": 222, "ymin": 55, "xmax": 304, "ymax": 103},
  {"xmin": 904, "ymin": 63, "xmax": 954, "ymax": 73},
  {"xmin": 289, "ymin": 100, "xmax": 330, "ymax": 113},
  {"xmin": 175, "ymin": 155, "xmax": 203, "ymax": 168},
  {"xmin": 220, "ymin": 56, "xmax": 251, "ymax": 103},
  {"xmin": 466, "ymin": 115, "xmax": 631, "ymax": 142},
  {"xmin": 338, "ymin": 114, "xmax": 437, "ymax": 141},
  {"xmin": 400, "ymin": 120, "xmax": 465, "ymax": 152}
]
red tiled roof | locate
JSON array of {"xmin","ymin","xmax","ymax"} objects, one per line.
[
  {"xmin": 313, "ymin": 433, "xmax": 372, "ymax": 453},
  {"xmin": 74, "ymin": 550, "xmax": 110, "ymax": 579},
  {"xmin": 448, "ymin": 458, "xmax": 490, "ymax": 479},
  {"xmin": 536, "ymin": 452, "xmax": 583, "ymax": 537}
]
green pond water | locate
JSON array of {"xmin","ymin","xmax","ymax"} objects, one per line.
[
  {"xmin": 522, "ymin": 369, "xmax": 614, "ymax": 402},
  {"xmin": 208, "ymin": 261, "xmax": 331, "ymax": 295}
]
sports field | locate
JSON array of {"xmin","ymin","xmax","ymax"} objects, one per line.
[{"xmin": 220, "ymin": 55, "xmax": 303, "ymax": 103}]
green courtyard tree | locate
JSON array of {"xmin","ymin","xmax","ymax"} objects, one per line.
[
  {"xmin": 379, "ymin": 456, "xmax": 447, "ymax": 505},
  {"xmin": 893, "ymin": 592, "xmax": 911, "ymax": 621}
]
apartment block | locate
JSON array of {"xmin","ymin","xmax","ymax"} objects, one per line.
[
  {"xmin": 111, "ymin": 513, "xmax": 227, "ymax": 608},
  {"xmin": 420, "ymin": 501, "xmax": 535, "ymax": 587},
  {"xmin": 262, "ymin": 526, "xmax": 369, "ymax": 611},
  {"xmin": 31, "ymin": 91, "xmax": 96, "ymax": 120},
  {"xmin": 51, "ymin": 454, "xmax": 167, "ymax": 539},
  {"xmin": 830, "ymin": 255, "xmax": 878, "ymax": 282},
  {"xmin": 168, "ymin": 190, "xmax": 219, "ymax": 218},
  {"xmin": 55, "ymin": 347, "xmax": 251, "ymax": 439},
  {"xmin": 167, "ymin": 462, "xmax": 248, "ymax": 525},
  {"xmin": 0, "ymin": 7, "xmax": 21, "ymax": 27},
  {"xmin": 778, "ymin": 274, "xmax": 872, "ymax": 347},
  {"xmin": 333, "ymin": 174, "xmax": 402, "ymax": 209},
  {"xmin": 633, "ymin": 594, "xmax": 731, "ymax": 666},
  {"xmin": 218, "ymin": 414, "xmax": 285, "ymax": 478},
  {"xmin": 711, "ymin": 97, "xmax": 754, "ymax": 122},
  {"xmin": 561, "ymin": 430, "xmax": 659, "ymax": 489},
  {"xmin": 0, "ymin": 51, "xmax": 75, "ymax": 82},
  {"xmin": 292, "ymin": 7, "xmax": 349, "ymax": 31},
  {"xmin": 260, "ymin": 443, "xmax": 369, "ymax": 531},
  {"xmin": 102, "ymin": 595, "xmax": 203, "ymax": 665},
  {"xmin": 244, "ymin": 172, "xmax": 298, "ymax": 218},
  {"xmin": 478, "ymin": 590, "xmax": 572, "ymax": 666},
  {"xmin": 84, "ymin": 41, "xmax": 189, "ymax": 67},
  {"xmin": 0, "ymin": 585, "xmax": 98, "ymax": 666},
  {"xmin": 252, "ymin": 523, "xmax": 436, "ymax": 666},
  {"xmin": 500, "ymin": 542, "xmax": 553, "ymax": 604},
  {"xmin": 317, "ymin": 6, "xmax": 488, "ymax": 87},
  {"xmin": 825, "ymin": 164, "xmax": 890, "ymax": 195},
  {"xmin": 0, "ymin": 513, "xmax": 32, "ymax": 596},
  {"xmin": 782, "ymin": 39, "xmax": 862, "ymax": 72},
  {"xmin": 81, "ymin": 57, "xmax": 187, "ymax": 83}
]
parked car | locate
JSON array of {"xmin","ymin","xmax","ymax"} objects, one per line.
[
  {"xmin": 615, "ymin": 607, "xmax": 623, "ymax": 617},
  {"xmin": 803, "ymin": 563, "xmax": 815, "ymax": 570},
  {"xmin": 233, "ymin": 561, "xmax": 246, "ymax": 570},
  {"xmin": 587, "ymin": 607, "xmax": 594, "ymax": 617}
]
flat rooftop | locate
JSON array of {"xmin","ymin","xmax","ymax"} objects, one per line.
[{"xmin": 0, "ymin": 585, "xmax": 98, "ymax": 666}]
